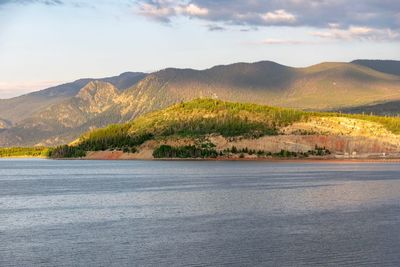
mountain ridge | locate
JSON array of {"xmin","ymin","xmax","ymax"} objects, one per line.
[
  {"xmin": 352, "ymin": 60, "xmax": 400, "ymax": 76},
  {"xmin": 1, "ymin": 60, "xmax": 400, "ymax": 147}
]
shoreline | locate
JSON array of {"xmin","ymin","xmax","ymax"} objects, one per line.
[
  {"xmin": 0, "ymin": 156, "xmax": 47, "ymax": 159},
  {"xmin": 4, "ymin": 156, "xmax": 400, "ymax": 163}
]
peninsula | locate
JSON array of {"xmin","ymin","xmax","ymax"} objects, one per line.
[{"xmin": 44, "ymin": 99, "xmax": 400, "ymax": 160}]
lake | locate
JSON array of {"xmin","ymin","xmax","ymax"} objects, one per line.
[{"xmin": 1, "ymin": 159, "xmax": 400, "ymax": 266}]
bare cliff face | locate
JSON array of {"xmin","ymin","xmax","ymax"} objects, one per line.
[
  {"xmin": 207, "ymin": 116, "xmax": 400, "ymax": 157},
  {"xmin": 23, "ymin": 81, "xmax": 119, "ymax": 129},
  {"xmin": 0, "ymin": 72, "xmax": 146, "ymax": 124},
  {"xmin": 74, "ymin": 81, "xmax": 120, "ymax": 116},
  {"xmin": 216, "ymin": 116, "xmax": 400, "ymax": 155},
  {"xmin": 85, "ymin": 133, "xmax": 400, "ymax": 160}
]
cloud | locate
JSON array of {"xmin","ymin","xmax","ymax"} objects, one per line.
[
  {"xmin": 138, "ymin": 0, "xmax": 208, "ymax": 22},
  {"xmin": 176, "ymin": 3, "xmax": 208, "ymax": 16},
  {"xmin": 311, "ymin": 25, "xmax": 400, "ymax": 41},
  {"xmin": 261, "ymin": 9, "xmax": 296, "ymax": 24},
  {"xmin": 260, "ymin": 38, "xmax": 312, "ymax": 45},
  {"xmin": 138, "ymin": 1, "xmax": 175, "ymax": 22},
  {"xmin": 0, "ymin": 0, "xmax": 63, "ymax": 5},
  {"xmin": 135, "ymin": 0, "xmax": 400, "ymax": 40},
  {"xmin": 207, "ymin": 24, "xmax": 225, "ymax": 31}
]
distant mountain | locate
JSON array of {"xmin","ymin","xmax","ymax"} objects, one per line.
[
  {"xmin": 117, "ymin": 61, "xmax": 400, "ymax": 114},
  {"xmin": 0, "ymin": 72, "xmax": 146, "ymax": 124},
  {"xmin": 1, "ymin": 61, "xmax": 400, "ymax": 147},
  {"xmin": 352, "ymin": 60, "xmax": 400, "ymax": 76},
  {"xmin": 338, "ymin": 100, "xmax": 400, "ymax": 116},
  {"xmin": 0, "ymin": 81, "xmax": 123, "ymax": 146}
]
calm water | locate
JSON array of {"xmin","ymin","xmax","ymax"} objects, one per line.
[{"xmin": 1, "ymin": 159, "xmax": 400, "ymax": 266}]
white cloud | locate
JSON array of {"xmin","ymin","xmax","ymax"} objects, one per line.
[
  {"xmin": 138, "ymin": 1, "xmax": 208, "ymax": 21},
  {"xmin": 311, "ymin": 25, "xmax": 400, "ymax": 41},
  {"xmin": 135, "ymin": 0, "xmax": 400, "ymax": 39},
  {"xmin": 261, "ymin": 9, "xmax": 296, "ymax": 23},
  {"xmin": 176, "ymin": 3, "xmax": 208, "ymax": 16},
  {"xmin": 138, "ymin": 2, "xmax": 174, "ymax": 22}
]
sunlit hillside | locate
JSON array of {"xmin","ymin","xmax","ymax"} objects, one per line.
[{"xmin": 48, "ymin": 99, "xmax": 400, "ymax": 159}]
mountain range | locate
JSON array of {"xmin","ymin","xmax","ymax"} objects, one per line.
[{"xmin": 1, "ymin": 60, "xmax": 399, "ymax": 147}]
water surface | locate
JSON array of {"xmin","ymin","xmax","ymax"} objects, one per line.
[{"xmin": 1, "ymin": 159, "xmax": 400, "ymax": 266}]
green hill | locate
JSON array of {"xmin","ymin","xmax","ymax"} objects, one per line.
[{"xmin": 49, "ymin": 99, "xmax": 400, "ymax": 159}]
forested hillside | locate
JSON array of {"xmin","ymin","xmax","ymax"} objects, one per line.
[{"xmin": 49, "ymin": 99, "xmax": 400, "ymax": 159}]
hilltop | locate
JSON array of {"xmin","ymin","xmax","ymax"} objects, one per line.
[
  {"xmin": 49, "ymin": 99, "xmax": 400, "ymax": 160},
  {"xmin": 1, "ymin": 60, "xmax": 400, "ymax": 147}
]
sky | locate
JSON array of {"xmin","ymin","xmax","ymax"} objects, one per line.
[{"xmin": 0, "ymin": 0, "xmax": 399, "ymax": 98}]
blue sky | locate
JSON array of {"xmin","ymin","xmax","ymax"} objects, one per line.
[{"xmin": 0, "ymin": 0, "xmax": 399, "ymax": 98}]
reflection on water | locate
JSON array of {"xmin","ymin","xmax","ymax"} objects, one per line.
[{"xmin": 1, "ymin": 159, "xmax": 400, "ymax": 266}]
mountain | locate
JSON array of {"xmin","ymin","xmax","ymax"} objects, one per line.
[
  {"xmin": 352, "ymin": 60, "xmax": 400, "ymax": 76},
  {"xmin": 116, "ymin": 61, "xmax": 400, "ymax": 115},
  {"xmin": 0, "ymin": 72, "xmax": 146, "ymax": 124},
  {"xmin": 0, "ymin": 81, "xmax": 123, "ymax": 146},
  {"xmin": 338, "ymin": 100, "xmax": 400, "ymax": 116},
  {"xmin": 49, "ymin": 99, "xmax": 400, "ymax": 159},
  {"xmin": 100, "ymin": 72, "xmax": 147, "ymax": 91},
  {"xmin": 1, "ymin": 60, "xmax": 400, "ymax": 147}
]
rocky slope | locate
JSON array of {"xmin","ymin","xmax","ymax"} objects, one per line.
[
  {"xmin": 0, "ymin": 72, "xmax": 146, "ymax": 124},
  {"xmin": 0, "ymin": 81, "xmax": 122, "ymax": 146}
]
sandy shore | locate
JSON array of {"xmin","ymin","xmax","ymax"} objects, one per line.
[{"xmin": 3, "ymin": 151, "xmax": 400, "ymax": 163}]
